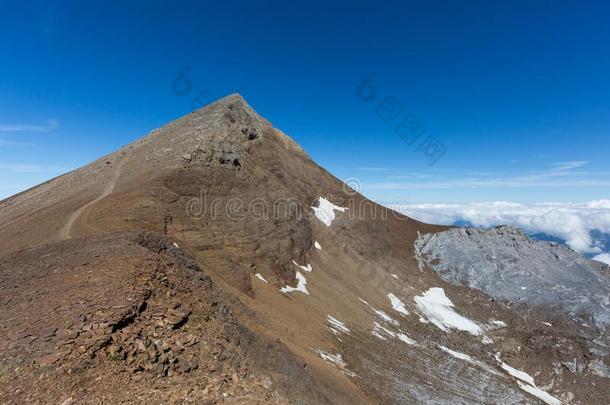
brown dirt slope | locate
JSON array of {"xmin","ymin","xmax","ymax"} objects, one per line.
[{"xmin": 0, "ymin": 232, "xmax": 336, "ymax": 404}]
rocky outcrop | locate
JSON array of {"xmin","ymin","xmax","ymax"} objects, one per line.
[
  {"xmin": 0, "ymin": 233, "xmax": 333, "ymax": 404},
  {"xmin": 415, "ymin": 225, "xmax": 610, "ymax": 329}
]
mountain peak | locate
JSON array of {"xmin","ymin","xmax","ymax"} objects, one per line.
[
  {"xmin": 181, "ymin": 92, "xmax": 269, "ymax": 135},
  {"xmin": 216, "ymin": 92, "xmax": 247, "ymax": 104},
  {"xmin": 194, "ymin": 92, "xmax": 255, "ymax": 117}
]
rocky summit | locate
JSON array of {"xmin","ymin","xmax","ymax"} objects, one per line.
[{"xmin": 1, "ymin": 94, "xmax": 609, "ymax": 404}]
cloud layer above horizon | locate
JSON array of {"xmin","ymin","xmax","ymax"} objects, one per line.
[{"xmin": 392, "ymin": 200, "xmax": 610, "ymax": 258}]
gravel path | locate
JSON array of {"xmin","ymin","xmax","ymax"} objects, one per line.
[{"xmin": 59, "ymin": 149, "xmax": 132, "ymax": 240}]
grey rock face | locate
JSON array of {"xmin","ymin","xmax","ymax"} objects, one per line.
[{"xmin": 415, "ymin": 226, "xmax": 610, "ymax": 329}]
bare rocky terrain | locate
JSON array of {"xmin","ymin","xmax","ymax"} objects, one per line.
[
  {"xmin": 0, "ymin": 94, "xmax": 609, "ymax": 404},
  {"xmin": 416, "ymin": 226, "xmax": 610, "ymax": 328}
]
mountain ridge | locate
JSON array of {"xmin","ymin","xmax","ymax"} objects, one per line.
[{"xmin": 1, "ymin": 93, "xmax": 609, "ymax": 404}]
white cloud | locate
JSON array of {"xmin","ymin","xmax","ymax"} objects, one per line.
[
  {"xmin": 550, "ymin": 160, "xmax": 589, "ymax": 171},
  {"xmin": 392, "ymin": 200, "xmax": 610, "ymax": 254},
  {"xmin": 587, "ymin": 200, "xmax": 610, "ymax": 209},
  {"xmin": 367, "ymin": 161, "xmax": 610, "ymax": 190},
  {"xmin": 0, "ymin": 119, "xmax": 59, "ymax": 132},
  {"xmin": 593, "ymin": 254, "xmax": 610, "ymax": 265}
]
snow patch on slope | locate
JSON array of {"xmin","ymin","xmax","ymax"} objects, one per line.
[
  {"xmin": 372, "ymin": 322, "xmax": 417, "ymax": 345},
  {"xmin": 255, "ymin": 273, "xmax": 268, "ymax": 283},
  {"xmin": 387, "ymin": 293, "xmax": 409, "ymax": 316},
  {"xmin": 481, "ymin": 336, "xmax": 494, "ymax": 345},
  {"xmin": 373, "ymin": 309, "xmax": 399, "ymax": 326},
  {"xmin": 371, "ymin": 321, "xmax": 390, "ymax": 340},
  {"xmin": 438, "ymin": 345, "xmax": 501, "ymax": 376},
  {"xmin": 313, "ymin": 349, "xmax": 358, "ymax": 377},
  {"xmin": 359, "ymin": 297, "xmax": 401, "ymax": 326},
  {"xmin": 314, "ymin": 241, "xmax": 322, "ymax": 250},
  {"xmin": 292, "ymin": 260, "xmax": 312, "ymax": 272},
  {"xmin": 312, "ymin": 197, "xmax": 347, "ymax": 226},
  {"xmin": 493, "ymin": 353, "xmax": 562, "ymax": 405},
  {"xmin": 327, "ymin": 315, "xmax": 350, "ymax": 334},
  {"xmin": 439, "ymin": 345, "xmax": 474, "ymax": 363},
  {"xmin": 414, "ymin": 287, "xmax": 482, "ymax": 335},
  {"xmin": 280, "ymin": 271, "xmax": 309, "ymax": 295}
]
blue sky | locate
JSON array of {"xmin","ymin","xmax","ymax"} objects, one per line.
[{"xmin": 1, "ymin": 0, "xmax": 609, "ymax": 203}]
